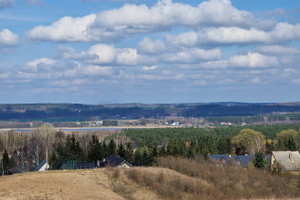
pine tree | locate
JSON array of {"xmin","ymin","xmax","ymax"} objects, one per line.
[
  {"xmin": 108, "ymin": 139, "xmax": 117, "ymax": 156},
  {"xmin": 117, "ymin": 143, "xmax": 126, "ymax": 158},
  {"xmin": 88, "ymin": 135, "xmax": 104, "ymax": 163},
  {"xmin": 49, "ymin": 151, "xmax": 58, "ymax": 170},
  {"xmin": 287, "ymin": 137, "xmax": 297, "ymax": 151},
  {"xmin": 125, "ymin": 143, "xmax": 134, "ymax": 163},
  {"xmin": 1, "ymin": 150, "xmax": 11, "ymax": 175},
  {"xmin": 253, "ymin": 151, "xmax": 267, "ymax": 169}
]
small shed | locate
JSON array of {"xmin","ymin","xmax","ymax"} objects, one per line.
[
  {"xmin": 103, "ymin": 156, "xmax": 132, "ymax": 168},
  {"xmin": 34, "ymin": 160, "xmax": 49, "ymax": 172},
  {"xmin": 271, "ymin": 151, "xmax": 300, "ymax": 172}
]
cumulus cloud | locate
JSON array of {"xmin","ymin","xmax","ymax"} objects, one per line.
[
  {"xmin": 229, "ymin": 52, "xmax": 279, "ymax": 68},
  {"xmin": 27, "ymin": 0, "xmax": 273, "ymax": 42},
  {"xmin": 27, "ymin": 14, "xmax": 97, "ymax": 42},
  {"xmin": 165, "ymin": 22, "xmax": 300, "ymax": 47},
  {"xmin": 26, "ymin": 58, "xmax": 56, "ymax": 71},
  {"xmin": 64, "ymin": 44, "xmax": 154, "ymax": 65},
  {"xmin": 0, "ymin": 0, "xmax": 13, "ymax": 9},
  {"xmin": 0, "ymin": 29, "xmax": 19, "ymax": 46},
  {"xmin": 137, "ymin": 37, "xmax": 166, "ymax": 54}
]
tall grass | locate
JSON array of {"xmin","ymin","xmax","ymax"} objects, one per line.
[
  {"xmin": 157, "ymin": 156, "xmax": 300, "ymax": 199},
  {"xmin": 119, "ymin": 157, "xmax": 300, "ymax": 200}
]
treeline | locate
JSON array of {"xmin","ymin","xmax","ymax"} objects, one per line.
[{"xmin": 123, "ymin": 125, "xmax": 300, "ymax": 145}]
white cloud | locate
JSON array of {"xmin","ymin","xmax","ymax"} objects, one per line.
[
  {"xmin": 87, "ymin": 44, "xmax": 116, "ymax": 64},
  {"xmin": 0, "ymin": 29, "xmax": 18, "ymax": 46},
  {"xmin": 27, "ymin": 0, "xmax": 273, "ymax": 42},
  {"xmin": 83, "ymin": 65, "xmax": 113, "ymax": 76},
  {"xmin": 94, "ymin": 0, "xmax": 271, "ymax": 30},
  {"xmin": 166, "ymin": 22, "xmax": 300, "ymax": 47},
  {"xmin": 256, "ymin": 45, "xmax": 300, "ymax": 55},
  {"xmin": 161, "ymin": 47, "xmax": 222, "ymax": 63},
  {"xmin": 142, "ymin": 65, "xmax": 157, "ymax": 71},
  {"xmin": 27, "ymin": 14, "xmax": 96, "ymax": 42},
  {"xmin": 85, "ymin": 44, "xmax": 151, "ymax": 65},
  {"xmin": 56, "ymin": 45, "xmax": 95, "ymax": 60},
  {"xmin": 26, "ymin": 58, "xmax": 56, "ymax": 71},
  {"xmin": 229, "ymin": 52, "xmax": 279, "ymax": 68},
  {"xmin": 137, "ymin": 37, "xmax": 166, "ymax": 54}
]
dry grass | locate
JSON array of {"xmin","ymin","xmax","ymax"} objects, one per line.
[
  {"xmin": 156, "ymin": 156, "xmax": 300, "ymax": 200},
  {"xmin": 1, "ymin": 159, "xmax": 300, "ymax": 200}
]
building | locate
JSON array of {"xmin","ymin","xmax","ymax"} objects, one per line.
[
  {"xmin": 102, "ymin": 156, "xmax": 132, "ymax": 168},
  {"xmin": 34, "ymin": 160, "xmax": 49, "ymax": 172},
  {"xmin": 210, "ymin": 154, "xmax": 255, "ymax": 168},
  {"xmin": 271, "ymin": 151, "xmax": 300, "ymax": 172}
]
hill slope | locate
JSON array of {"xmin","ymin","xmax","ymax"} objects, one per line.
[{"xmin": 1, "ymin": 159, "xmax": 300, "ymax": 200}]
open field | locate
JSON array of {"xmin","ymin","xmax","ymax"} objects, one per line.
[{"xmin": 0, "ymin": 168, "xmax": 162, "ymax": 200}]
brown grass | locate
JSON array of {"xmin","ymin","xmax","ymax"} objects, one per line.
[
  {"xmin": 156, "ymin": 156, "xmax": 300, "ymax": 200},
  {"xmin": 1, "ymin": 159, "xmax": 300, "ymax": 200}
]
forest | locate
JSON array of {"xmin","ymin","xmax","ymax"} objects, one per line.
[{"xmin": 1, "ymin": 124, "xmax": 300, "ymax": 175}]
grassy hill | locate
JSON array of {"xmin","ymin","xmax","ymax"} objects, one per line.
[{"xmin": 1, "ymin": 157, "xmax": 300, "ymax": 200}]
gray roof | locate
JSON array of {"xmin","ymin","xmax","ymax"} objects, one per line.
[
  {"xmin": 210, "ymin": 154, "xmax": 255, "ymax": 167},
  {"xmin": 34, "ymin": 160, "xmax": 47, "ymax": 171},
  {"xmin": 103, "ymin": 156, "xmax": 131, "ymax": 167},
  {"xmin": 233, "ymin": 155, "xmax": 254, "ymax": 167},
  {"xmin": 272, "ymin": 151, "xmax": 300, "ymax": 171}
]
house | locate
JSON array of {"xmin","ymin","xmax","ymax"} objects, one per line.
[
  {"xmin": 210, "ymin": 154, "xmax": 254, "ymax": 168},
  {"xmin": 34, "ymin": 160, "xmax": 49, "ymax": 172},
  {"xmin": 102, "ymin": 156, "xmax": 132, "ymax": 168},
  {"xmin": 58, "ymin": 160, "xmax": 95, "ymax": 170},
  {"xmin": 271, "ymin": 151, "xmax": 300, "ymax": 172},
  {"xmin": 233, "ymin": 155, "xmax": 255, "ymax": 168}
]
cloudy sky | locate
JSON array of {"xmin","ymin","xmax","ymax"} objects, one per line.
[{"xmin": 0, "ymin": 0, "xmax": 300, "ymax": 104}]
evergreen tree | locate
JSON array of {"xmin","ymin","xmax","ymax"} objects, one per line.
[
  {"xmin": 217, "ymin": 138, "xmax": 232, "ymax": 154},
  {"xmin": 108, "ymin": 139, "xmax": 117, "ymax": 156},
  {"xmin": 117, "ymin": 143, "xmax": 126, "ymax": 158},
  {"xmin": 88, "ymin": 135, "xmax": 104, "ymax": 163},
  {"xmin": 1, "ymin": 150, "xmax": 11, "ymax": 175},
  {"xmin": 49, "ymin": 151, "xmax": 58, "ymax": 170},
  {"xmin": 253, "ymin": 151, "xmax": 268, "ymax": 169},
  {"xmin": 102, "ymin": 142, "xmax": 108, "ymax": 158},
  {"xmin": 287, "ymin": 137, "xmax": 297, "ymax": 151},
  {"xmin": 133, "ymin": 149, "xmax": 143, "ymax": 166},
  {"xmin": 125, "ymin": 143, "xmax": 134, "ymax": 163}
]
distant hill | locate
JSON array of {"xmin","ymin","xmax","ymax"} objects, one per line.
[{"xmin": 0, "ymin": 102, "xmax": 299, "ymax": 121}]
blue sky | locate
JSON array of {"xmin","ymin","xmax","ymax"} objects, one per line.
[{"xmin": 0, "ymin": 0, "xmax": 300, "ymax": 104}]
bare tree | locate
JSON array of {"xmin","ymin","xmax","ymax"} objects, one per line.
[{"xmin": 38, "ymin": 124, "xmax": 56, "ymax": 170}]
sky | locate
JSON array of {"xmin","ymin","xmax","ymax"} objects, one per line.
[{"xmin": 0, "ymin": 0, "xmax": 300, "ymax": 104}]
